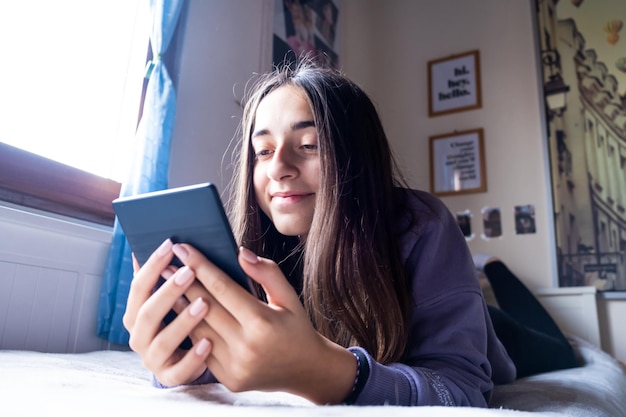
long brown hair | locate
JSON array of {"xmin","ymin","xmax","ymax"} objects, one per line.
[{"xmin": 227, "ymin": 59, "xmax": 411, "ymax": 364}]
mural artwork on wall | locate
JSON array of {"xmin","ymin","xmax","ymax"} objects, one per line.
[
  {"xmin": 536, "ymin": 0, "xmax": 626, "ymax": 291},
  {"xmin": 272, "ymin": 0, "xmax": 340, "ymax": 69}
]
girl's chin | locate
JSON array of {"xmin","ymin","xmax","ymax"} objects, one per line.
[
  {"xmin": 273, "ymin": 219, "xmax": 311, "ymax": 237},
  {"xmin": 275, "ymin": 227, "xmax": 308, "ymax": 237}
]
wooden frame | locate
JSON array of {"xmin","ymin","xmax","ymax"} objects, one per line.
[
  {"xmin": 428, "ymin": 50, "xmax": 482, "ymax": 117},
  {"xmin": 429, "ymin": 128, "xmax": 487, "ymax": 196},
  {"xmin": 0, "ymin": 143, "xmax": 120, "ymax": 226}
]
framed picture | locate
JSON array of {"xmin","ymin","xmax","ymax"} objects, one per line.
[
  {"xmin": 428, "ymin": 50, "xmax": 482, "ymax": 117},
  {"xmin": 429, "ymin": 128, "xmax": 487, "ymax": 196}
]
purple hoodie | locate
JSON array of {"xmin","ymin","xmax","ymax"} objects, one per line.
[
  {"xmin": 154, "ymin": 189, "xmax": 516, "ymax": 407},
  {"xmin": 346, "ymin": 189, "xmax": 515, "ymax": 406}
]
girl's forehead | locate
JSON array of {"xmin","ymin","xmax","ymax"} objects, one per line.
[
  {"xmin": 260, "ymin": 84, "xmax": 306, "ymax": 105},
  {"xmin": 255, "ymin": 85, "xmax": 312, "ymax": 123}
]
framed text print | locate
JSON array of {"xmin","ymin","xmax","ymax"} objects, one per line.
[
  {"xmin": 428, "ymin": 50, "xmax": 482, "ymax": 117},
  {"xmin": 429, "ymin": 128, "xmax": 487, "ymax": 196}
]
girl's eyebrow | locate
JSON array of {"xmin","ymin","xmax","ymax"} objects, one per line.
[
  {"xmin": 251, "ymin": 128, "xmax": 269, "ymax": 139},
  {"xmin": 292, "ymin": 120, "xmax": 315, "ymax": 130},
  {"xmin": 251, "ymin": 120, "xmax": 315, "ymax": 139}
]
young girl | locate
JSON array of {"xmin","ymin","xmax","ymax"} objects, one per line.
[{"xmin": 122, "ymin": 59, "xmax": 517, "ymax": 407}]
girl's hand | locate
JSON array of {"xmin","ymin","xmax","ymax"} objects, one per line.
[
  {"xmin": 172, "ymin": 243, "xmax": 357, "ymax": 404},
  {"xmin": 122, "ymin": 239, "xmax": 211, "ymax": 386}
]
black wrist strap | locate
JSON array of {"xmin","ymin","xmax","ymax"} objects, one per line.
[{"xmin": 343, "ymin": 348, "xmax": 370, "ymax": 405}]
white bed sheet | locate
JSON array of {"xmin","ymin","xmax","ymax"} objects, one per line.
[{"xmin": 0, "ymin": 336, "xmax": 624, "ymax": 417}]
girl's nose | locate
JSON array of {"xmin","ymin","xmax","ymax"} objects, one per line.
[{"xmin": 267, "ymin": 146, "xmax": 298, "ymax": 181}]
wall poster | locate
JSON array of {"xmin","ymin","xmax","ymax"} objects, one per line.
[
  {"xmin": 536, "ymin": 0, "xmax": 626, "ymax": 291},
  {"xmin": 429, "ymin": 128, "xmax": 487, "ymax": 197},
  {"xmin": 272, "ymin": 0, "xmax": 340, "ymax": 69},
  {"xmin": 428, "ymin": 50, "xmax": 482, "ymax": 117}
]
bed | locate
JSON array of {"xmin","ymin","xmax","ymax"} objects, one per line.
[
  {"xmin": 1, "ymin": 335, "xmax": 624, "ymax": 417},
  {"xmin": 1, "ymin": 286, "xmax": 625, "ymax": 417}
]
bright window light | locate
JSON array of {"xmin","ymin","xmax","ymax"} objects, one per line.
[{"xmin": 0, "ymin": 1, "xmax": 150, "ymax": 182}]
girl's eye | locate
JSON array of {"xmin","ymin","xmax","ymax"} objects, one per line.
[
  {"xmin": 301, "ymin": 143, "xmax": 318, "ymax": 151},
  {"xmin": 254, "ymin": 149, "xmax": 273, "ymax": 159}
]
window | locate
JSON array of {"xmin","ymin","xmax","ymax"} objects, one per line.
[{"xmin": 0, "ymin": 1, "xmax": 150, "ymax": 225}]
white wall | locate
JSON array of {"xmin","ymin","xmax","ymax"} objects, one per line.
[
  {"xmin": 341, "ymin": 0, "xmax": 556, "ymax": 291},
  {"xmin": 168, "ymin": 0, "xmax": 274, "ymax": 197}
]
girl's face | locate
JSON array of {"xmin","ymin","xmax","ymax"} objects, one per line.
[{"xmin": 252, "ymin": 85, "xmax": 320, "ymax": 237}]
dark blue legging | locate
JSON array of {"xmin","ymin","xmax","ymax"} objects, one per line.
[{"xmin": 485, "ymin": 261, "xmax": 579, "ymax": 379}]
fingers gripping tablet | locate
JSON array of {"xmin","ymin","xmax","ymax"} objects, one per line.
[
  {"xmin": 113, "ymin": 183, "xmax": 254, "ymax": 350},
  {"xmin": 112, "ymin": 182, "xmax": 253, "ymax": 293}
]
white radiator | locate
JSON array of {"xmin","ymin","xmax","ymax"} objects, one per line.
[{"xmin": 0, "ymin": 203, "xmax": 121, "ymax": 352}]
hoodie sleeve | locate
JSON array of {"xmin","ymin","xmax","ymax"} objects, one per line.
[{"xmin": 348, "ymin": 288, "xmax": 503, "ymax": 406}]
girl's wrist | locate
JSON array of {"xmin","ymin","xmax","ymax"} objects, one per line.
[
  {"xmin": 291, "ymin": 339, "xmax": 358, "ymax": 405},
  {"xmin": 343, "ymin": 347, "xmax": 370, "ymax": 404}
]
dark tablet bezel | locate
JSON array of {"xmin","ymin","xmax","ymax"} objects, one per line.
[{"xmin": 112, "ymin": 182, "xmax": 252, "ymax": 293}]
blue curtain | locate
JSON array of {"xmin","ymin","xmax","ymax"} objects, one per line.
[{"xmin": 98, "ymin": 0, "xmax": 185, "ymax": 345}]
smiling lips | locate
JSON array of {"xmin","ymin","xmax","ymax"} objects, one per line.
[{"xmin": 271, "ymin": 192, "xmax": 313, "ymax": 207}]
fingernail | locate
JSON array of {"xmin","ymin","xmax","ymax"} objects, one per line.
[
  {"xmin": 174, "ymin": 266, "xmax": 194, "ymax": 286},
  {"xmin": 189, "ymin": 297, "xmax": 207, "ymax": 317},
  {"xmin": 195, "ymin": 338, "xmax": 210, "ymax": 356},
  {"xmin": 156, "ymin": 238, "xmax": 173, "ymax": 257},
  {"xmin": 172, "ymin": 243, "xmax": 189, "ymax": 261},
  {"xmin": 239, "ymin": 246, "xmax": 259, "ymax": 264},
  {"xmin": 161, "ymin": 269, "xmax": 174, "ymax": 279}
]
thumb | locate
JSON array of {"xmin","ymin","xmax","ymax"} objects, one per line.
[
  {"xmin": 132, "ymin": 253, "xmax": 140, "ymax": 273},
  {"xmin": 238, "ymin": 247, "xmax": 300, "ymax": 310}
]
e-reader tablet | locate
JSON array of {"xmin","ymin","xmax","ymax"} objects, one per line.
[{"xmin": 112, "ymin": 182, "xmax": 253, "ymax": 293}]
